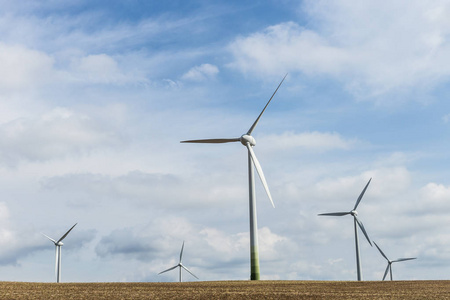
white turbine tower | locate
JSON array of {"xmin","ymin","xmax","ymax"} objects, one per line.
[
  {"xmin": 159, "ymin": 241, "xmax": 199, "ymax": 282},
  {"xmin": 318, "ymin": 178, "xmax": 373, "ymax": 281},
  {"xmin": 181, "ymin": 75, "xmax": 287, "ymax": 280},
  {"xmin": 373, "ymin": 241, "xmax": 417, "ymax": 281},
  {"xmin": 42, "ymin": 223, "xmax": 77, "ymax": 283}
]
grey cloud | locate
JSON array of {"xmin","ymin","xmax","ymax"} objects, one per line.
[{"xmin": 95, "ymin": 228, "xmax": 158, "ymax": 260}]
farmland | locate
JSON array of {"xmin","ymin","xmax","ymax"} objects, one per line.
[{"xmin": 0, "ymin": 280, "xmax": 448, "ymax": 299}]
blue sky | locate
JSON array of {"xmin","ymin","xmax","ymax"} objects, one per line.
[{"xmin": 0, "ymin": 0, "xmax": 449, "ymax": 282}]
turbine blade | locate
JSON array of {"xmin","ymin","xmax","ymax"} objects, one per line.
[
  {"xmin": 317, "ymin": 212, "xmax": 351, "ymax": 216},
  {"xmin": 382, "ymin": 264, "xmax": 390, "ymax": 281},
  {"xmin": 353, "ymin": 178, "xmax": 372, "ymax": 210},
  {"xmin": 355, "ymin": 216, "xmax": 372, "ymax": 246},
  {"xmin": 57, "ymin": 223, "xmax": 77, "ymax": 244},
  {"xmin": 373, "ymin": 241, "xmax": 389, "ymax": 261},
  {"xmin": 246, "ymin": 143, "xmax": 274, "ymax": 207},
  {"xmin": 158, "ymin": 265, "xmax": 178, "ymax": 275},
  {"xmin": 181, "ymin": 265, "xmax": 199, "ymax": 279},
  {"xmin": 180, "ymin": 241, "xmax": 185, "ymax": 263},
  {"xmin": 42, "ymin": 233, "xmax": 57, "ymax": 244},
  {"xmin": 393, "ymin": 257, "xmax": 417, "ymax": 263},
  {"xmin": 180, "ymin": 138, "xmax": 240, "ymax": 144},
  {"xmin": 246, "ymin": 74, "xmax": 287, "ymax": 135}
]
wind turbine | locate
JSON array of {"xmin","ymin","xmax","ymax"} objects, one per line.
[
  {"xmin": 181, "ymin": 74, "xmax": 287, "ymax": 280},
  {"xmin": 318, "ymin": 178, "xmax": 373, "ymax": 281},
  {"xmin": 373, "ymin": 241, "xmax": 417, "ymax": 281},
  {"xmin": 42, "ymin": 223, "xmax": 77, "ymax": 283},
  {"xmin": 158, "ymin": 241, "xmax": 199, "ymax": 282}
]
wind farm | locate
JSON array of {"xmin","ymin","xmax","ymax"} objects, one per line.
[{"xmin": 2, "ymin": 2, "xmax": 450, "ymax": 299}]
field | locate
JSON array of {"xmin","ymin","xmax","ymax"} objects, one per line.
[{"xmin": 0, "ymin": 280, "xmax": 448, "ymax": 299}]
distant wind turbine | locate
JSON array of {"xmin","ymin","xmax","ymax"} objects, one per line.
[
  {"xmin": 373, "ymin": 241, "xmax": 417, "ymax": 281},
  {"xmin": 181, "ymin": 74, "xmax": 287, "ymax": 280},
  {"xmin": 159, "ymin": 241, "xmax": 198, "ymax": 282},
  {"xmin": 42, "ymin": 223, "xmax": 77, "ymax": 283},
  {"xmin": 318, "ymin": 178, "xmax": 373, "ymax": 281}
]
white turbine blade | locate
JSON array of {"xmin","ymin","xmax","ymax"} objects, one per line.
[
  {"xmin": 393, "ymin": 257, "xmax": 417, "ymax": 263},
  {"xmin": 318, "ymin": 212, "xmax": 351, "ymax": 216},
  {"xmin": 353, "ymin": 178, "xmax": 372, "ymax": 210},
  {"xmin": 181, "ymin": 265, "xmax": 199, "ymax": 279},
  {"xmin": 355, "ymin": 216, "xmax": 372, "ymax": 246},
  {"xmin": 180, "ymin": 241, "xmax": 185, "ymax": 263},
  {"xmin": 42, "ymin": 233, "xmax": 57, "ymax": 244},
  {"xmin": 373, "ymin": 241, "xmax": 389, "ymax": 261},
  {"xmin": 181, "ymin": 138, "xmax": 240, "ymax": 144},
  {"xmin": 247, "ymin": 73, "xmax": 288, "ymax": 135},
  {"xmin": 246, "ymin": 143, "xmax": 274, "ymax": 207},
  {"xmin": 382, "ymin": 264, "xmax": 390, "ymax": 281},
  {"xmin": 57, "ymin": 223, "xmax": 77, "ymax": 244},
  {"xmin": 158, "ymin": 265, "xmax": 178, "ymax": 275}
]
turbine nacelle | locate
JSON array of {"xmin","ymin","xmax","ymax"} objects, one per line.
[
  {"xmin": 351, "ymin": 210, "xmax": 358, "ymax": 216},
  {"xmin": 240, "ymin": 134, "xmax": 256, "ymax": 146},
  {"xmin": 56, "ymin": 242, "xmax": 64, "ymax": 246}
]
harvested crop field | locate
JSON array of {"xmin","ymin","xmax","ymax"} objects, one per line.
[{"xmin": 0, "ymin": 280, "xmax": 448, "ymax": 299}]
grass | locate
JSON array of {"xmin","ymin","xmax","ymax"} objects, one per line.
[{"xmin": 0, "ymin": 280, "xmax": 448, "ymax": 299}]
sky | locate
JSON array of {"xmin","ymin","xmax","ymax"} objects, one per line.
[{"xmin": 0, "ymin": 0, "xmax": 449, "ymax": 282}]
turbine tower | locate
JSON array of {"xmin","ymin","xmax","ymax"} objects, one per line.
[
  {"xmin": 42, "ymin": 223, "xmax": 77, "ymax": 283},
  {"xmin": 318, "ymin": 178, "xmax": 373, "ymax": 281},
  {"xmin": 159, "ymin": 241, "xmax": 199, "ymax": 282},
  {"xmin": 373, "ymin": 241, "xmax": 417, "ymax": 281},
  {"xmin": 181, "ymin": 74, "xmax": 287, "ymax": 280}
]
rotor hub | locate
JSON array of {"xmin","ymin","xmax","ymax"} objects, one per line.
[
  {"xmin": 57, "ymin": 242, "xmax": 64, "ymax": 246},
  {"xmin": 240, "ymin": 134, "xmax": 256, "ymax": 146},
  {"xmin": 351, "ymin": 210, "xmax": 358, "ymax": 216}
]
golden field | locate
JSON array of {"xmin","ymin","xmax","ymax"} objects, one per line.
[{"xmin": 0, "ymin": 280, "xmax": 448, "ymax": 299}]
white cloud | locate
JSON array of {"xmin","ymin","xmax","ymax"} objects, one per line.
[
  {"xmin": 261, "ymin": 131, "xmax": 355, "ymax": 152},
  {"xmin": 0, "ymin": 107, "xmax": 125, "ymax": 166},
  {"xmin": 0, "ymin": 43, "xmax": 55, "ymax": 91},
  {"xmin": 181, "ymin": 64, "xmax": 219, "ymax": 81},
  {"xmin": 229, "ymin": 1, "xmax": 450, "ymax": 99},
  {"xmin": 69, "ymin": 54, "xmax": 147, "ymax": 85},
  {"xmin": 417, "ymin": 183, "xmax": 450, "ymax": 213}
]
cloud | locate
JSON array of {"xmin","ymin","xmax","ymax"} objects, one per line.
[
  {"xmin": 95, "ymin": 227, "xmax": 159, "ymax": 260},
  {"xmin": 0, "ymin": 107, "xmax": 125, "ymax": 167},
  {"xmin": 181, "ymin": 64, "xmax": 219, "ymax": 81},
  {"xmin": 0, "ymin": 202, "xmax": 48, "ymax": 266},
  {"xmin": 70, "ymin": 54, "xmax": 131, "ymax": 84},
  {"xmin": 0, "ymin": 43, "xmax": 55, "ymax": 91},
  {"xmin": 261, "ymin": 131, "xmax": 355, "ymax": 152},
  {"xmin": 228, "ymin": 1, "xmax": 450, "ymax": 99},
  {"xmin": 415, "ymin": 183, "xmax": 450, "ymax": 214},
  {"xmin": 41, "ymin": 169, "xmax": 248, "ymax": 210}
]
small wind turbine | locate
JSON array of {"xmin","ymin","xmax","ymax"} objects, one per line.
[
  {"xmin": 181, "ymin": 74, "xmax": 287, "ymax": 280},
  {"xmin": 318, "ymin": 178, "xmax": 373, "ymax": 281},
  {"xmin": 42, "ymin": 223, "xmax": 77, "ymax": 283},
  {"xmin": 159, "ymin": 241, "xmax": 198, "ymax": 282},
  {"xmin": 374, "ymin": 241, "xmax": 417, "ymax": 281}
]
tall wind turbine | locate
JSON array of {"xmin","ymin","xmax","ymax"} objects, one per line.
[
  {"xmin": 42, "ymin": 223, "xmax": 77, "ymax": 283},
  {"xmin": 318, "ymin": 178, "xmax": 373, "ymax": 281},
  {"xmin": 181, "ymin": 74, "xmax": 287, "ymax": 280},
  {"xmin": 373, "ymin": 241, "xmax": 416, "ymax": 281},
  {"xmin": 159, "ymin": 241, "xmax": 199, "ymax": 282}
]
